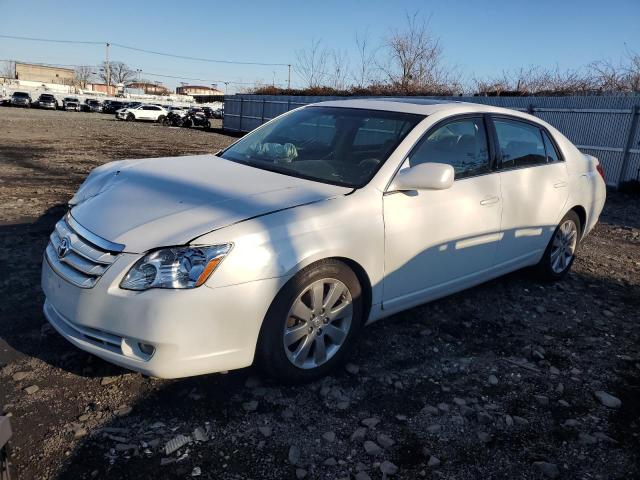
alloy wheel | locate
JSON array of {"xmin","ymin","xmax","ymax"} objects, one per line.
[
  {"xmin": 550, "ymin": 220, "xmax": 578, "ymax": 273},
  {"xmin": 283, "ymin": 278, "xmax": 353, "ymax": 369}
]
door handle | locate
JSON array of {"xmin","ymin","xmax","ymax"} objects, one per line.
[
  {"xmin": 553, "ymin": 181, "xmax": 568, "ymax": 188},
  {"xmin": 480, "ymin": 196, "xmax": 500, "ymax": 206}
]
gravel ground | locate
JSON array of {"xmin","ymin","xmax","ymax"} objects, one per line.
[{"xmin": 0, "ymin": 107, "xmax": 638, "ymax": 480}]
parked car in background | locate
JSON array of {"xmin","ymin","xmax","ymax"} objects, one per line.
[
  {"xmin": 102, "ymin": 100, "xmax": 125, "ymax": 114},
  {"xmin": 34, "ymin": 93, "xmax": 58, "ymax": 110},
  {"xmin": 10, "ymin": 91, "xmax": 31, "ymax": 107},
  {"xmin": 116, "ymin": 104, "xmax": 167, "ymax": 122},
  {"xmin": 62, "ymin": 97, "xmax": 81, "ymax": 111},
  {"xmin": 81, "ymin": 99, "xmax": 103, "ymax": 113},
  {"xmin": 40, "ymin": 99, "xmax": 607, "ymax": 381},
  {"xmin": 182, "ymin": 110, "xmax": 211, "ymax": 129}
]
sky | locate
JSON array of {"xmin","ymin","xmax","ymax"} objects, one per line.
[{"xmin": 0, "ymin": 0, "xmax": 638, "ymax": 94}]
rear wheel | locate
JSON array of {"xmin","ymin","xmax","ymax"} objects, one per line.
[
  {"xmin": 256, "ymin": 259, "xmax": 363, "ymax": 382},
  {"xmin": 157, "ymin": 115, "xmax": 166, "ymax": 124},
  {"xmin": 536, "ymin": 210, "xmax": 581, "ymax": 281}
]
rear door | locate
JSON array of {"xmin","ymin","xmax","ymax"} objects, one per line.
[{"xmin": 491, "ymin": 116, "xmax": 569, "ymax": 267}]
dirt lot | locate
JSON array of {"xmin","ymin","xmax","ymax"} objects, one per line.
[{"xmin": 0, "ymin": 107, "xmax": 638, "ymax": 480}]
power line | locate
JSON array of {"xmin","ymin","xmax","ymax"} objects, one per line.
[
  {"xmin": 0, "ymin": 34, "xmax": 290, "ymax": 67},
  {"xmin": 0, "ymin": 34, "xmax": 102, "ymax": 45}
]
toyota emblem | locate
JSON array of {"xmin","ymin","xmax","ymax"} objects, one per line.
[{"xmin": 57, "ymin": 237, "xmax": 72, "ymax": 258}]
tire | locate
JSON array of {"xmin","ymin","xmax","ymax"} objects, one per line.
[
  {"xmin": 126, "ymin": 113, "xmax": 135, "ymax": 122},
  {"xmin": 204, "ymin": 120, "xmax": 211, "ymax": 129},
  {"xmin": 157, "ymin": 115, "xmax": 166, "ymax": 124},
  {"xmin": 256, "ymin": 259, "xmax": 364, "ymax": 383},
  {"xmin": 536, "ymin": 210, "xmax": 581, "ymax": 281}
]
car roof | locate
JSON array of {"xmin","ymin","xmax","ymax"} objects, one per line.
[{"xmin": 310, "ymin": 97, "xmax": 533, "ymax": 119}]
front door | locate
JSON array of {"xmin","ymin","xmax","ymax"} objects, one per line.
[{"xmin": 383, "ymin": 116, "xmax": 502, "ymax": 311}]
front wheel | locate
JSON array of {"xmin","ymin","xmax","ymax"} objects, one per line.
[
  {"xmin": 536, "ymin": 210, "xmax": 581, "ymax": 281},
  {"xmin": 256, "ymin": 259, "xmax": 363, "ymax": 382},
  {"xmin": 126, "ymin": 113, "xmax": 135, "ymax": 121}
]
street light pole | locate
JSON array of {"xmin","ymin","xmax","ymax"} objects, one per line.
[
  {"xmin": 287, "ymin": 64, "xmax": 291, "ymax": 89},
  {"xmin": 105, "ymin": 42, "xmax": 111, "ymax": 93}
]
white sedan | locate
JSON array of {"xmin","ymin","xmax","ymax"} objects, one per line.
[
  {"xmin": 116, "ymin": 104, "xmax": 167, "ymax": 122},
  {"xmin": 41, "ymin": 99, "xmax": 606, "ymax": 381}
]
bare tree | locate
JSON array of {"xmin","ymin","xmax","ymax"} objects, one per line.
[
  {"xmin": 328, "ymin": 50, "xmax": 350, "ymax": 90},
  {"xmin": 352, "ymin": 30, "xmax": 378, "ymax": 87},
  {"xmin": 0, "ymin": 60, "xmax": 15, "ymax": 79},
  {"xmin": 98, "ymin": 61, "xmax": 136, "ymax": 86},
  {"xmin": 379, "ymin": 12, "xmax": 454, "ymax": 93},
  {"xmin": 74, "ymin": 65, "xmax": 95, "ymax": 88},
  {"xmin": 294, "ymin": 39, "xmax": 330, "ymax": 88}
]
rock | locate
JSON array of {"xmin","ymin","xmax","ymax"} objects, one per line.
[
  {"xmin": 376, "ymin": 433, "xmax": 395, "ymax": 448},
  {"xmin": 453, "ymin": 397, "xmax": 466, "ymax": 406},
  {"xmin": 477, "ymin": 412, "xmax": 493, "ymax": 425},
  {"xmin": 351, "ymin": 427, "xmax": 367, "ymax": 442},
  {"xmin": 379, "ymin": 461, "xmax": 398, "ymax": 475},
  {"xmin": 594, "ymin": 391, "xmax": 622, "ymax": 409},
  {"xmin": 23, "ymin": 385, "xmax": 39, "ymax": 395},
  {"xmin": 579, "ymin": 432, "xmax": 598, "ymax": 444},
  {"xmin": 323, "ymin": 457, "xmax": 337, "ymax": 466},
  {"xmin": 244, "ymin": 376, "xmax": 261, "ymax": 388},
  {"xmin": 295, "ymin": 468, "xmax": 307, "ymax": 479},
  {"xmin": 364, "ymin": 440, "xmax": 382, "ymax": 455},
  {"xmin": 477, "ymin": 431, "xmax": 491, "ymax": 443},
  {"xmin": 73, "ymin": 428, "xmax": 87, "ymax": 439},
  {"xmin": 100, "ymin": 377, "xmax": 117, "ymax": 386},
  {"xmin": 12, "ymin": 372, "xmax": 28, "ymax": 381},
  {"xmin": 488, "ymin": 375, "xmax": 499, "ymax": 385},
  {"xmin": 562, "ymin": 419, "xmax": 580, "ymax": 428},
  {"xmin": 437, "ymin": 402, "xmax": 450, "ymax": 413},
  {"xmin": 337, "ymin": 401, "xmax": 350, "ymax": 410},
  {"xmin": 549, "ymin": 366, "xmax": 561, "ymax": 375},
  {"xmin": 258, "ymin": 426, "xmax": 272, "ymax": 437},
  {"xmin": 355, "ymin": 472, "xmax": 372, "ymax": 480},
  {"xmin": 192, "ymin": 427, "xmax": 208, "ymax": 442},
  {"xmin": 288, "ymin": 445, "xmax": 301, "ymax": 466},
  {"xmin": 114, "ymin": 406, "xmax": 132, "ymax": 417},
  {"xmin": 513, "ymin": 416, "xmax": 529, "ymax": 426},
  {"xmin": 191, "ymin": 466, "xmax": 201, "ymax": 477},
  {"xmin": 536, "ymin": 305, "xmax": 546, "ymax": 314},
  {"xmin": 242, "ymin": 400, "xmax": 258, "ymax": 412},
  {"xmin": 428, "ymin": 455, "xmax": 441, "ymax": 467},
  {"xmin": 426, "ymin": 424, "xmax": 441, "ymax": 433},
  {"xmin": 602, "ymin": 309, "xmax": 614, "ymax": 318},
  {"xmin": 345, "ymin": 363, "xmax": 360, "ymax": 374},
  {"xmin": 361, "ymin": 417, "xmax": 380, "ymax": 429},
  {"xmin": 322, "ymin": 431, "xmax": 336, "ymax": 442},
  {"xmin": 535, "ymin": 395, "xmax": 549, "ymax": 406},
  {"xmin": 558, "ymin": 400, "xmax": 570, "ymax": 407},
  {"xmin": 505, "ymin": 415, "xmax": 514, "ymax": 427},
  {"xmin": 532, "ymin": 461, "xmax": 560, "ymax": 479},
  {"xmin": 164, "ymin": 435, "xmax": 191, "ymax": 455},
  {"xmin": 423, "ymin": 405, "xmax": 440, "ymax": 415}
]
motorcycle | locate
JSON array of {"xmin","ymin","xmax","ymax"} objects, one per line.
[
  {"xmin": 182, "ymin": 111, "xmax": 211, "ymax": 129},
  {"xmin": 162, "ymin": 111, "xmax": 185, "ymax": 127}
]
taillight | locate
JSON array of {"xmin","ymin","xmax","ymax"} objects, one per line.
[{"xmin": 596, "ymin": 164, "xmax": 605, "ymax": 181}]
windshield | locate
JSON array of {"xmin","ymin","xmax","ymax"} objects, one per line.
[
  {"xmin": 221, "ymin": 106, "xmax": 423, "ymax": 188},
  {"xmin": 13, "ymin": 92, "xmax": 29, "ymax": 97}
]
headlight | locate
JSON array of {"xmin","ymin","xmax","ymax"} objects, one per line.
[{"xmin": 120, "ymin": 244, "xmax": 232, "ymax": 291}]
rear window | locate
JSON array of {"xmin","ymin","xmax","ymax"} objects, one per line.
[{"xmin": 13, "ymin": 92, "xmax": 29, "ymax": 97}]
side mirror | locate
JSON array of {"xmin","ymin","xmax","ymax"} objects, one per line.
[{"xmin": 389, "ymin": 162, "xmax": 455, "ymax": 191}]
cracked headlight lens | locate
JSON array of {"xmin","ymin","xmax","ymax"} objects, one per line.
[{"xmin": 120, "ymin": 244, "xmax": 232, "ymax": 291}]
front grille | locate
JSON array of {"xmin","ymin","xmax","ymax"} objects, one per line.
[{"xmin": 45, "ymin": 215, "xmax": 119, "ymax": 288}]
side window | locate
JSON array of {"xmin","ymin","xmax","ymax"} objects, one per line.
[
  {"xmin": 542, "ymin": 131, "xmax": 561, "ymax": 162},
  {"xmin": 494, "ymin": 119, "xmax": 546, "ymax": 168},
  {"xmin": 407, "ymin": 117, "xmax": 490, "ymax": 179}
]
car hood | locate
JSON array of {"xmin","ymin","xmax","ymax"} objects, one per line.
[{"xmin": 69, "ymin": 154, "xmax": 350, "ymax": 253}]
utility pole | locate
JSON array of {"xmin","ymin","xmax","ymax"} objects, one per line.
[
  {"xmin": 287, "ymin": 64, "xmax": 291, "ymax": 89},
  {"xmin": 105, "ymin": 42, "xmax": 111, "ymax": 93}
]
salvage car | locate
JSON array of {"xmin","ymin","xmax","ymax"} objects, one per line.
[
  {"xmin": 81, "ymin": 99, "xmax": 103, "ymax": 113},
  {"xmin": 62, "ymin": 97, "xmax": 81, "ymax": 111},
  {"xmin": 10, "ymin": 91, "xmax": 31, "ymax": 107},
  {"xmin": 116, "ymin": 104, "xmax": 167, "ymax": 122},
  {"xmin": 34, "ymin": 93, "xmax": 58, "ymax": 110},
  {"xmin": 41, "ymin": 99, "xmax": 606, "ymax": 381}
]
